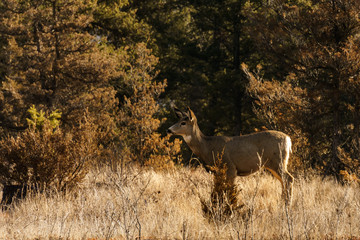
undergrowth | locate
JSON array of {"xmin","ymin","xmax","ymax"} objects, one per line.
[{"xmin": 1, "ymin": 165, "xmax": 359, "ymax": 239}]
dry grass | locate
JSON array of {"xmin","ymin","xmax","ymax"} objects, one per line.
[{"xmin": 0, "ymin": 165, "xmax": 359, "ymax": 239}]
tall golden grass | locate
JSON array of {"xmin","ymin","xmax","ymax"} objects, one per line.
[{"xmin": 0, "ymin": 165, "xmax": 359, "ymax": 239}]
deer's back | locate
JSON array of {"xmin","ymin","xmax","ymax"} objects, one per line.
[{"xmin": 223, "ymin": 130, "xmax": 290, "ymax": 173}]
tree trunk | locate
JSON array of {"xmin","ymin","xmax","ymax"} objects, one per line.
[
  {"xmin": 233, "ymin": 8, "xmax": 242, "ymax": 134},
  {"xmin": 354, "ymin": 95, "xmax": 360, "ymax": 161},
  {"xmin": 329, "ymin": 76, "xmax": 341, "ymax": 177},
  {"xmin": 233, "ymin": 21, "xmax": 240, "ymax": 71}
]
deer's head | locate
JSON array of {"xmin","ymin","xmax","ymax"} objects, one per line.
[{"xmin": 167, "ymin": 107, "xmax": 197, "ymax": 139}]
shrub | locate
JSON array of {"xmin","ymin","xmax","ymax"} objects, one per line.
[
  {"xmin": 0, "ymin": 107, "xmax": 98, "ymax": 191},
  {"xmin": 201, "ymin": 151, "xmax": 242, "ymax": 222}
]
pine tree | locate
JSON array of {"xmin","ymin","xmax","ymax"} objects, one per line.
[
  {"xmin": 117, "ymin": 43, "xmax": 182, "ymax": 169},
  {"xmin": 92, "ymin": 0, "xmax": 152, "ymax": 48},
  {"xmin": 0, "ymin": 0, "xmax": 121, "ymax": 139},
  {"xmin": 133, "ymin": 0, "xmax": 258, "ymax": 137}
]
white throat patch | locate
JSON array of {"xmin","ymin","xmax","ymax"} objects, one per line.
[{"xmin": 183, "ymin": 135, "xmax": 192, "ymax": 143}]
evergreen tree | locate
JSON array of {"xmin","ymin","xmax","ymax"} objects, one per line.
[
  {"xmin": 92, "ymin": 0, "xmax": 152, "ymax": 48},
  {"xmin": 133, "ymin": 0, "xmax": 258, "ymax": 136},
  {"xmin": 117, "ymin": 43, "xmax": 181, "ymax": 169},
  {"xmin": 0, "ymin": 0, "xmax": 121, "ymax": 141}
]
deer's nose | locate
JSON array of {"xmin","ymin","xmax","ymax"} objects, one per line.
[{"xmin": 167, "ymin": 128, "xmax": 173, "ymax": 134}]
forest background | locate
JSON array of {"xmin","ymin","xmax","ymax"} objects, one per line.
[{"xmin": 0, "ymin": 0, "xmax": 360, "ymax": 190}]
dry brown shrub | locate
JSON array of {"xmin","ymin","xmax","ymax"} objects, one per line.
[
  {"xmin": 201, "ymin": 151, "xmax": 242, "ymax": 222},
  {"xmin": 337, "ymin": 147, "xmax": 360, "ymax": 184},
  {"xmin": 0, "ymin": 108, "xmax": 98, "ymax": 191},
  {"xmin": 143, "ymin": 133, "xmax": 182, "ymax": 170}
]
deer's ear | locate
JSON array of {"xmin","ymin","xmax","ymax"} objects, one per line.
[
  {"xmin": 173, "ymin": 107, "xmax": 184, "ymax": 119},
  {"xmin": 186, "ymin": 107, "xmax": 196, "ymax": 122}
]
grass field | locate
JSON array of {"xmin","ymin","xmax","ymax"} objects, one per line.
[{"xmin": 0, "ymin": 165, "xmax": 359, "ymax": 239}]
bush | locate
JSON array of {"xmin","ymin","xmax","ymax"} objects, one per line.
[
  {"xmin": 0, "ymin": 107, "xmax": 98, "ymax": 191},
  {"xmin": 201, "ymin": 151, "xmax": 242, "ymax": 222}
]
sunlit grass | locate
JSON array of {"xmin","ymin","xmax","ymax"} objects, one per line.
[{"xmin": 1, "ymin": 165, "xmax": 359, "ymax": 239}]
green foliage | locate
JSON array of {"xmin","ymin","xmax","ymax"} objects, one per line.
[
  {"xmin": 26, "ymin": 105, "xmax": 61, "ymax": 131},
  {"xmin": 92, "ymin": 0, "xmax": 152, "ymax": 48}
]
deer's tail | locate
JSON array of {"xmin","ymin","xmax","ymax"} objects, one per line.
[{"xmin": 283, "ymin": 136, "xmax": 292, "ymax": 170}]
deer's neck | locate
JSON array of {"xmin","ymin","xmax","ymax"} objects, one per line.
[{"xmin": 184, "ymin": 124, "xmax": 210, "ymax": 164}]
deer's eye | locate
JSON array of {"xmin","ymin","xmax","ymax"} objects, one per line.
[{"xmin": 181, "ymin": 122, "xmax": 186, "ymax": 126}]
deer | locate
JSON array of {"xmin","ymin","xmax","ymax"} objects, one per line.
[{"xmin": 167, "ymin": 107, "xmax": 294, "ymax": 203}]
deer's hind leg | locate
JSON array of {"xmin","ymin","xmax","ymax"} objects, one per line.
[
  {"xmin": 266, "ymin": 167, "xmax": 294, "ymax": 204},
  {"xmin": 282, "ymin": 170, "xmax": 294, "ymax": 204}
]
